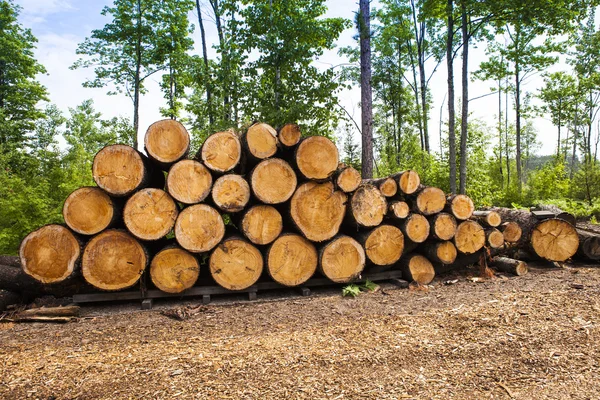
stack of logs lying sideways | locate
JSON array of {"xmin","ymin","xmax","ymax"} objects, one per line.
[{"xmin": 3, "ymin": 120, "xmax": 599, "ymax": 309}]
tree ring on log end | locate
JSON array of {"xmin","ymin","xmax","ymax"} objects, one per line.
[
  {"xmin": 336, "ymin": 166, "xmax": 361, "ymax": 192},
  {"xmin": 397, "ymin": 170, "xmax": 420, "ymax": 194},
  {"xmin": 167, "ymin": 159, "xmax": 212, "ymax": 204},
  {"xmin": 251, "ymin": 158, "xmax": 297, "ymax": 204},
  {"xmin": 296, "ymin": 136, "xmax": 339, "ymax": 180},
  {"xmin": 417, "ymin": 187, "xmax": 446, "ymax": 215},
  {"xmin": 144, "ymin": 119, "xmax": 189, "ymax": 165},
  {"xmin": 241, "ymin": 205, "xmax": 283, "ymax": 245},
  {"xmin": 365, "ymin": 225, "xmax": 404, "ymax": 266},
  {"xmin": 436, "ymin": 241, "xmax": 457, "ymax": 264},
  {"xmin": 390, "ymin": 201, "xmax": 410, "ymax": 219},
  {"xmin": 487, "ymin": 229, "xmax": 505, "ymax": 249},
  {"xmin": 501, "ymin": 222, "xmax": 522, "ymax": 243},
  {"xmin": 454, "ymin": 220, "xmax": 486, "ymax": 254},
  {"xmin": 200, "ymin": 130, "xmax": 241, "ymax": 173},
  {"xmin": 175, "ymin": 204, "xmax": 225, "ymax": 253},
  {"xmin": 350, "ymin": 185, "xmax": 387, "ymax": 227},
  {"xmin": 124, "ymin": 188, "xmax": 178, "ymax": 241},
  {"xmin": 63, "ymin": 187, "xmax": 114, "ymax": 235},
  {"xmin": 320, "ymin": 236, "xmax": 365, "ymax": 283},
  {"xmin": 210, "ymin": 238, "xmax": 263, "ymax": 290},
  {"xmin": 93, "ymin": 145, "xmax": 145, "ymax": 196},
  {"xmin": 212, "ymin": 174, "xmax": 250, "ymax": 212},
  {"xmin": 150, "ymin": 247, "xmax": 199, "ymax": 293},
  {"xmin": 404, "ymin": 214, "xmax": 430, "ymax": 243},
  {"xmin": 531, "ymin": 219, "xmax": 579, "ymax": 261},
  {"xmin": 267, "ymin": 234, "xmax": 317, "ymax": 286},
  {"xmin": 246, "ymin": 123, "xmax": 278, "ymax": 159},
  {"xmin": 406, "ymin": 255, "xmax": 435, "ymax": 285},
  {"xmin": 278, "ymin": 123, "xmax": 302, "ymax": 148},
  {"xmin": 449, "ymin": 194, "xmax": 475, "ymax": 220},
  {"xmin": 432, "ymin": 213, "xmax": 457, "ymax": 241}
]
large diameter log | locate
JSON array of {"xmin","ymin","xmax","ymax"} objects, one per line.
[
  {"xmin": 290, "ymin": 181, "xmax": 347, "ymax": 242},
  {"xmin": 211, "ymin": 174, "xmax": 250, "ymax": 213},
  {"xmin": 295, "ymin": 136, "xmax": 339, "ymax": 181},
  {"xmin": 358, "ymin": 225, "xmax": 404, "ymax": 266},
  {"xmin": 429, "ymin": 212, "xmax": 457, "ymax": 241},
  {"xmin": 210, "ymin": 237, "xmax": 263, "ymax": 290},
  {"xmin": 491, "ymin": 256, "xmax": 528, "ymax": 276},
  {"xmin": 401, "ymin": 213, "xmax": 430, "ymax": 245},
  {"xmin": 413, "ymin": 187, "xmax": 446, "ymax": 215},
  {"xmin": 0, "ymin": 255, "xmax": 20, "ymax": 267},
  {"xmin": 333, "ymin": 165, "xmax": 362, "ymax": 193},
  {"xmin": 250, "ymin": 158, "xmax": 297, "ymax": 204},
  {"xmin": 19, "ymin": 225, "xmax": 80, "ymax": 284},
  {"xmin": 499, "ymin": 221, "xmax": 522, "ymax": 243},
  {"xmin": 166, "ymin": 159, "xmax": 213, "ymax": 204},
  {"xmin": 446, "ymin": 194, "xmax": 475, "ymax": 220},
  {"xmin": 421, "ymin": 241, "xmax": 457, "ymax": 265},
  {"xmin": 242, "ymin": 122, "xmax": 278, "ymax": 161},
  {"xmin": 401, "ymin": 254, "xmax": 435, "ymax": 285},
  {"xmin": 318, "ymin": 236, "xmax": 365, "ymax": 283},
  {"xmin": 240, "ymin": 205, "xmax": 283, "ymax": 245},
  {"xmin": 388, "ymin": 201, "xmax": 410, "ymax": 220},
  {"xmin": 82, "ymin": 230, "xmax": 148, "ymax": 291},
  {"xmin": 267, "ymin": 233, "xmax": 318, "ymax": 286},
  {"xmin": 93, "ymin": 144, "xmax": 164, "ymax": 197},
  {"xmin": 150, "ymin": 247, "xmax": 199, "ymax": 293},
  {"xmin": 577, "ymin": 229, "xmax": 600, "ymax": 261},
  {"xmin": 392, "ymin": 170, "xmax": 420, "ymax": 195},
  {"xmin": 454, "ymin": 220, "xmax": 486, "ymax": 254},
  {"xmin": 63, "ymin": 187, "xmax": 119, "ymax": 235},
  {"xmin": 144, "ymin": 119, "xmax": 190, "ymax": 168},
  {"xmin": 486, "ymin": 228, "xmax": 505, "ymax": 249},
  {"xmin": 198, "ymin": 130, "xmax": 242, "ymax": 173},
  {"xmin": 175, "ymin": 204, "xmax": 225, "ymax": 253},
  {"xmin": 363, "ymin": 177, "xmax": 397, "ymax": 197},
  {"xmin": 347, "ymin": 184, "xmax": 387, "ymax": 228},
  {"xmin": 0, "ymin": 264, "xmax": 82, "ymax": 298},
  {"xmin": 531, "ymin": 218, "xmax": 579, "ymax": 261},
  {"xmin": 0, "ymin": 290, "xmax": 20, "ymax": 312},
  {"xmin": 472, "ymin": 210, "xmax": 501, "ymax": 227},
  {"xmin": 123, "ymin": 188, "xmax": 178, "ymax": 241},
  {"xmin": 278, "ymin": 123, "xmax": 302, "ymax": 149}
]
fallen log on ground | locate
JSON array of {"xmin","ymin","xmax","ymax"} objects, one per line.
[{"xmin": 491, "ymin": 256, "xmax": 528, "ymax": 276}]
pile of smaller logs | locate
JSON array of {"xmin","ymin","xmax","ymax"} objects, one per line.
[{"xmin": 1, "ymin": 119, "xmax": 597, "ymax": 311}]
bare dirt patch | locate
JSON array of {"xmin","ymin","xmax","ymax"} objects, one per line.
[{"xmin": 1, "ymin": 263, "xmax": 600, "ymax": 399}]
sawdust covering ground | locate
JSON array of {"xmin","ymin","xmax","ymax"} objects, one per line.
[{"xmin": 1, "ymin": 263, "xmax": 600, "ymax": 399}]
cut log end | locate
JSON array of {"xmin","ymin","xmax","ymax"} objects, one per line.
[
  {"xmin": 241, "ymin": 205, "xmax": 283, "ymax": 245},
  {"xmin": 364, "ymin": 225, "xmax": 404, "ymax": 266},
  {"xmin": 19, "ymin": 225, "xmax": 80, "ymax": 284},
  {"xmin": 487, "ymin": 228, "xmax": 505, "ymax": 249},
  {"xmin": 319, "ymin": 236, "xmax": 365, "ymax": 283},
  {"xmin": 124, "ymin": 189, "xmax": 178, "ymax": 241},
  {"xmin": 250, "ymin": 158, "xmax": 297, "ymax": 204},
  {"xmin": 296, "ymin": 136, "xmax": 339, "ymax": 180},
  {"xmin": 349, "ymin": 185, "xmax": 387, "ymax": 227},
  {"xmin": 491, "ymin": 256, "xmax": 528, "ymax": 276},
  {"xmin": 389, "ymin": 201, "xmax": 410, "ymax": 219},
  {"xmin": 144, "ymin": 119, "xmax": 190, "ymax": 166},
  {"xmin": 278, "ymin": 123, "xmax": 302, "ymax": 148},
  {"xmin": 166, "ymin": 159, "xmax": 213, "ymax": 204},
  {"xmin": 501, "ymin": 221, "xmax": 523, "ymax": 243},
  {"xmin": 417, "ymin": 187, "xmax": 446, "ymax": 215},
  {"xmin": 93, "ymin": 145, "xmax": 145, "ymax": 196},
  {"xmin": 150, "ymin": 247, "xmax": 199, "ymax": 293},
  {"xmin": 210, "ymin": 237, "xmax": 263, "ymax": 290},
  {"xmin": 290, "ymin": 181, "xmax": 347, "ymax": 242},
  {"xmin": 454, "ymin": 220, "xmax": 486, "ymax": 254},
  {"xmin": 63, "ymin": 187, "xmax": 115, "ymax": 235},
  {"xmin": 200, "ymin": 130, "xmax": 242, "ymax": 173},
  {"xmin": 82, "ymin": 230, "xmax": 147, "ymax": 291},
  {"xmin": 267, "ymin": 234, "xmax": 317, "ymax": 286},
  {"xmin": 377, "ymin": 177, "xmax": 398, "ymax": 197},
  {"xmin": 402, "ymin": 254, "xmax": 435, "ymax": 285},
  {"xmin": 245, "ymin": 122, "xmax": 278, "ymax": 159},
  {"xmin": 335, "ymin": 166, "xmax": 362, "ymax": 193},
  {"xmin": 403, "ymin": 213, "xmax": 430, "ymax": 244},
  {"xmin": 448, "ymin": 194, "xmax": 475, "ymax": 220},
  {"xmin": 212, "ymin": 174, "xmax": 250, "ymax": 213},
  {"xmin": 436, "ymin": 241, "xmax": 458, "ymax": 264},
  {"xmin": 473, "ymin": 210, "xmax": 502, "ymax": 227},
  {"xmin": 397, "ymin": 170, "xmax": 420, "ymax": 194},
  {"xmin": 175, "ymin": 204, "xmax": 225, "ymax": 253},
  {"xmin": 431, "ymin": 213, "xmax": 457, "ymax": 241},
  {"xmin": 531, "ymin": 219, "xmax": 579, "ymax": 261}
]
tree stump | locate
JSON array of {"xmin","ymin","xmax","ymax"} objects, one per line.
[
  {"xmin": 210, "ymin": 237, "xmax": 263, "ymax": 290},
  {"xmin": 266, "ymin": 234, "xmax": 318, "ymax": 286},
  {"xmin": 166, "ymin": 159, "xmax": 213, "ymax": 204}
]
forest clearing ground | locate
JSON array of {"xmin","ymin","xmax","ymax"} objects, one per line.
[{"xmin": 1, "ymin": 263, "xmax": 600, "ymax": 399}]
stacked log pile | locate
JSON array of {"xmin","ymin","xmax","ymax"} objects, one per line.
[{"xmin": 2, "ymin": 119, "xmax": 597, "ymax": 310}]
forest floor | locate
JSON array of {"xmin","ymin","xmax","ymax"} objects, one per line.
[{"xmin": 1, "ymin": 262, "xmax": 599, "ymax": 399}]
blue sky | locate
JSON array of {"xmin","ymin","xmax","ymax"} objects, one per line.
[{"xmin": 14, "ymin": 0, "xmax": 559, "ymax": 155}]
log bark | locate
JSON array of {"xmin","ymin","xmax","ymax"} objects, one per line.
[
  {"xmin": 356, "ymin": 225, "xmax": 404, "ymax": 267},
  {"xmin": 388, "ymin": 201, "xmax": 410, "ymax": 220},
  {"xmin": 472, "ymin": 210, "xmax": 501, "ymax": 227},
  {"xmin": 82, "ymin": 229, "xmax": 148, "ymax": 291},
  {"xmin": 93, "ymin": 144, "xmax": 165, "ymax": 197},
  {"xmin": 363, "ymin": 177, "xmax": 397, "ymax": 197},
  {"xmin": 486, "ymin": 228, "xmax": 505, "ymax": 249},
  {"xmin": 491, "ymin": 256, "xmax": 528, "ymax": 276},
  {"xmin": 0, "ymin": 290, "xmax": 21, "ymax": 312},
  {"xmin": 241, "ymin": 122, "xmax": 278, "ymax": 162},
  {"xmin": 333, "ymin": 165, "xmax": 362, "ymax": 193},
  {"xmin": 19, "ymin": 225, "xmax": 80, "ymax": 284},
  {"xmin": 63, "ymin": 187, "xmax": 121, "ymax": 236},
  {"xmin": 346, "ymin": 184, "xmax": 387, "ymax": 228},
  {"xmin": 428, "ymin": 212, "xmax": 457, "ymax": 241},
  {"xmin": 454, "ymin": 220, "xmax": 486, "ymax": 254},
  {"xmin": 577, "ymin": 229, "xmax": 600, "ymax": 261},
  {"xmin": 295, "ymin": 136, "xmax": 339, "ymax": 181},
  {"xmin": 411, "ymin": 187, "xmax": 446, "ymax": 215},
  {"xmin": 266, "ymin": 233, "xmax": 317, "ymax": 287},
  {"xmin": 318, "ymin": 235, "xmax": 365, "ymax": 283},
  {"xmin": 150, "ymin": 246, "xmax": 199, "ymax": 293},
  {"xmin": 124, "ymin": 188, "xmax": 179, "ymax": 241},
  {"xmin": 392, "ymin": 170, "xmax": 421, "ymax": 195},
  {"xmin": 446, "ymin": 194, "xmax": 474, "ymax": 220},
  {"xmin": 144, "ymin": 119, "xmax": 190, "ymax": 169},
  {"xmin": 249, "ymin": 158, "xmax": 297, "ymax": 204},
  {"xmin": 175, "ymin": 204, "xmax": 225, "ymax": 253},
  {"xmin": 400, "ymin": 254, "xmax": 435, "ymax": 285},
  {"xmin": 0, "ymin": 264, "xmax": 82, "ymax": 297},
  {"xmin": 197, "ymin": 130, "xmax": 242, "ymax": 173},
  {"xmin": 211, "ymin": 174, "xmax": 251, "ymax": 213},
  {"xmin": 278, "ymin": 123, "xmax": 302, "ymax": 149},
  {"xmin": 166, "ymin": 159, "xmax": 213, "ymax": 204},
  {"xmin": 240, "ymin": 205, "xmax": 283, "ymax": 245},
  {"xmin": 210, "ymin": 237, "xmax": 263, "ymax": 290},
  {"xmin": 400, "ymin": 213, "xmax": 430, "ymax": 245},
  {"xmin": 420, "ymin": 241, "xmax": 457, "ymax": 265},
  {"xmin": 0, "ymin": 255, "xmax": 20, "ymax": 268},
  {"xmin": 290, "ymin": 182, "xmax": 347, "ymax": 242}
]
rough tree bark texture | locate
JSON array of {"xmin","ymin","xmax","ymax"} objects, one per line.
[
  {"xmin": 447, "ymin": 0, "xmax": 457, "ymax": 194},
  {"xmin": 359, "ymin": 0, "xmax": 373, "ymax": 179}
]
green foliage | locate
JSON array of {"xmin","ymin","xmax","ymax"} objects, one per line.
[
  {"xmin": 341, "ymin": 284, "xmax": 362, "ymax": 297},
  {"xmin": 527, "ymin": 157, "xmax": 570, "ymax": 202},
  {"xmin": 361, "ymin": 279, "xmax": 378, "ymax": 292}
]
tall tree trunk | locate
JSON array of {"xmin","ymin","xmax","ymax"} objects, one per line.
[
  {"xmin": 557, "ymin": 97, "xmax": 561, "ymax": 156},
  {"xmin": 133, "ymin": 0, "xmax": 142, "ymax": 150},
  {"xmin": 458, "ymin": 0, "xmax": 468, "ymax": 194},
  {"xmin": 447, "ymin": 0, "xmax": 457, "ymax": 194},
  {"xmin": 359, "ymin": 0, "xmax": 373, "ymax": 179},
  {"xmin": 196, "ymin": 0, "xmax": 214, "ymax": 126},
  {"xmin": 407, "ymin": 41, "xmax": 424, "ymax": 148},
  {"xmin": 498, "ymin": 76, "xmax": 503, "ymax": 189},
  {"xmin": 505, "ymin": 75, "xmax": 510, "ymax": 186},
  {"xmin": 419, "ymin": 47, "xmax": 429, "ymax": 153},
  {"xmin": 571, "ymin": 105, "xmax": 578, "ymax": 179},
  {"xmin": 515, "ymin": 63, "xmax": 522, "ymax": 194},
  {"xmin": 209, "ymin": 0, "xmax": 230, "ymax": 121}
]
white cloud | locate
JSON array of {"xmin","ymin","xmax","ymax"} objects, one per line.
[{"xmin": 15, "ymin": 0, "xmax": 73, "ymax": 16}]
